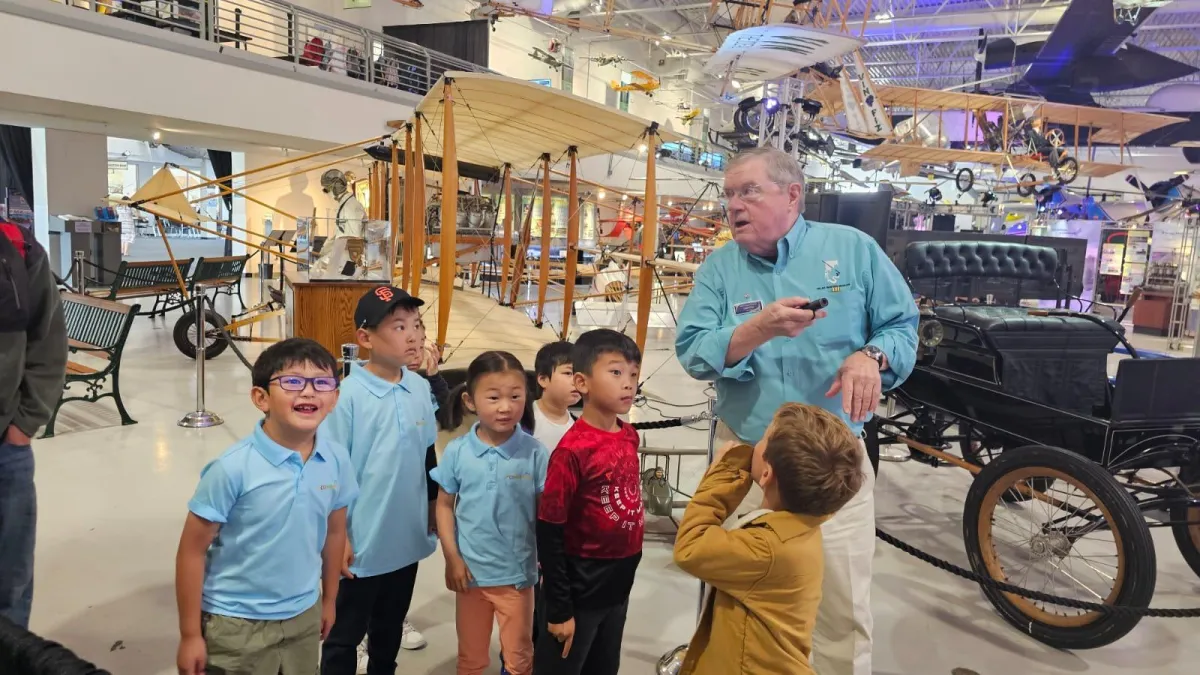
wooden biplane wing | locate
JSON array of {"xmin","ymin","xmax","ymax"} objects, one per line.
[
  {"xmin": 860, "ymin": 144, "xmax": 1127, "ymax": 178},
  {"xmin": 403, "ymin": 72, "xmax": 686, "ymax": 170},
  {"xmin": 811, "ymin": 83, "xmax": 1185, "ymax": 144}
]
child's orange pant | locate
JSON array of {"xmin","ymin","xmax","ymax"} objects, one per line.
[{"xmin": 456, "ymin": 585, "xmax": 535, "ymax": 675}]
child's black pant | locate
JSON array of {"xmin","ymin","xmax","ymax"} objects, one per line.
[
  {"xmin": 320, "ymin": 563, "xmax": 419, "ymax": 675},
  {"xmin": 532, "ymin": 598, "xmax": 628, "ymax": 675}
]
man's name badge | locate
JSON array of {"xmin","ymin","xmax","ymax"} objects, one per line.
[{"xmin": 734, "ymin": 300, "xmax": 763, "ymax": 316}]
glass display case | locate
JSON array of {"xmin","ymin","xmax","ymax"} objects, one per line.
[{"xmin": 291, "ymin": 216, "xmax": 393, "ymax": 282}]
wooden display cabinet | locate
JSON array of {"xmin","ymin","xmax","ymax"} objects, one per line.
[{"xmin": 284, "ymin": 271, "xmax": 382, "ymax": 357}]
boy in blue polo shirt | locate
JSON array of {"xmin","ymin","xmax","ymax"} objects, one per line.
[
  {"xmin": 320, "ymin": 285, "xmax": 440, "ymax": 675},
  {"xmin": 175, "ymin": 338, "xmax": 357, "ymax": 675}
]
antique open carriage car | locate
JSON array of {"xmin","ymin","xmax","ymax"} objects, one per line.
[{"xmin": 865, "ymin": 241, "xmax": 1200, "ymax": 650}]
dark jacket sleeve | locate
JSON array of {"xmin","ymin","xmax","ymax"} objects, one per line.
[
  {"xmin": 537, "ymin": 520, "xmax": 572, "ymax": 624},
  {"xmin": 425, "ymin": 443, "xmax": 438, "ymax": 503},
  {"xmin": 13, "ymin": 242, "xmax": 67, "ymax": 436},
  {"xmin": 425, "ymin": 372, "xmax": 451, "ymax": 410}
]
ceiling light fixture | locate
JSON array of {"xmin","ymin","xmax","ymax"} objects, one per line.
[
  {"xmin": 874, "ymin": 11, "xmax": 893, "ymax": 23},
  {"xmin": 662, "ymin": 34, "xmax": 671, "ymax": 41},
  {"xmin": 730, "ymin": 79, "xmax": 742, "ymax": 88},
  {"xmin": 598, "ymin": 190, "xmax": 607, "ymax": 199},
  {"xmin": 152, "ymin": 131, "xmax": 162, "ymax": 141},
  {"xmin": 638, "ymin": 143, "xmax": 648, "ymax": 153}
]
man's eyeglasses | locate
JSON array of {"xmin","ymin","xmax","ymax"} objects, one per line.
[
  {"xmin": 270, "ymin": 376, "xmax": 339, "ymax": 392},
  {"xmin": 721, "ymin": 183, "xmax": 777, "ymax": 204}
]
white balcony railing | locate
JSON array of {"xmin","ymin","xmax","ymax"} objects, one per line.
[{"xmin": 60, "ymin": 0, "xmax": 493, "ymax": 96}]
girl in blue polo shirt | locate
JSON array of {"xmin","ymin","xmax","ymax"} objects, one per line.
[{"xmin": 430, "ymin": 351, "xmax": 549, "ymax": 675}]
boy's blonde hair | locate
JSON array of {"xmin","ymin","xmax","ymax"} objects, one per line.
[{"xmin": 764, "ymin": 403, "xmax": 864, "ymax": 517}]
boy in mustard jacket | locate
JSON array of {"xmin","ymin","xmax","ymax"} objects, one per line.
[{"xmin": 673, "ymin": 403, "xmax": 865, "ymax": 675}]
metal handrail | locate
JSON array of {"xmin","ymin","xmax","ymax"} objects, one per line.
[{"xmin": 70, "ymin": 0, "xmax": 492, "ymax": 96}]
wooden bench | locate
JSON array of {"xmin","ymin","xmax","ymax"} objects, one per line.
[{"xmin": 42, "ymin": 294, "xmax": 140, "ymax": 438}]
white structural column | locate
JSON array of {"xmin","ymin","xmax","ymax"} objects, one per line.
[
  {"xmin": 230, "ymin": 152, "xmax": 248, "ymax": 257},
  {"xmin": 31, "ymin": 128, "xmax": 108, "ymax": 273}
]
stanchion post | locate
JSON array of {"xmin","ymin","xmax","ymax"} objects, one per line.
[
  {"xmin": 341, "ymin": 343, "xmax": 359, "ymax": 378},
  {"xmin": 178, "ymin": 283, "xmax": 224, "ymax": 428},
  {"xmin": 72, "ymin": 250, "xmax": 85, "ymax": 294},
  {"xmin": 699, "ymin": 389, "xmax": 719, "ymax": 619}
]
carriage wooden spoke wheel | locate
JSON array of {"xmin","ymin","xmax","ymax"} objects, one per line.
[{"xmin": 963, "ymin": 446, "xmax": 1156, "ymax": 649}]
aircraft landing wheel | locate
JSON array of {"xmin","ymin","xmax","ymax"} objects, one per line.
[
  {"xmin": 174, "ymin": 307, "xmax": 230, "ymax": 360},
  {"xmin": 963, "ymin": 445, "xmax": 1155, "ymax": 650},
  {"xmin": 1057, "ymin": 156, "xmax": 1080, "ymax": 185},
  {"xmin": 1016, "ymin": 172, "xmax": 1038, "ymax": 197},
  {"xmin": 955, "ymin": 167, "xmax": 975, "ymax": 193}
]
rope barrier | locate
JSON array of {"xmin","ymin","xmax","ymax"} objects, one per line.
[{"xmin": 875, "ymin": 528, "xmax": 1200, "ymax": 618}]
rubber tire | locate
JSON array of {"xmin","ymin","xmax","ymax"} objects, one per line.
[
  {"xmin": 1057, "ymin": 156, "xmax": 1080, "ymax": 185},
  {"xmin": 1170, "ymin": 504, "xmax": 1200, "ymax": 580},
  {"xmin": 955, "ymin": 167, "xmax": 975, "ymax": 193},
  {"xmin": 1016, "ymin": 173, "xmax": 1037, "ymax": 197},
  {"xmin": 959, "ymin": 422, "xmax": 1054, "ymax": 502},
  {"xmin": 962, "ymin": 445, "xmax": 1156, "ymax": 650},
  {"xmin": 173, "ymin": 308, "xmax": 230, "ymax": 360},
  {"xmin": 1169, "ymin": 469, "xmax": 1200, "ymax": 579}
]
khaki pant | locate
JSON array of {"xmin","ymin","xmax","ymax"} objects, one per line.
[
  {"xmin": 203, "ymin": 602, "xmax": 321, "ymax": 675},
  {"xmin": 714, "ymin": 421, "xmax": 876, "ymax": 675}
]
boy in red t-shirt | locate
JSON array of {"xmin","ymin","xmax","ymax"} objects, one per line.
[{"xmin": 534, "ymin": 329, "xmax": 644, "ymax": 675}]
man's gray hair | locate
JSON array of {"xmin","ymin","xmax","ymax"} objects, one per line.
[{"xmin": 727, "ymin": 147, "xmax": 806, "ymax": 188}]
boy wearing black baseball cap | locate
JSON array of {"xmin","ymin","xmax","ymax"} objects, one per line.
[{"xmin": 320, "ymin": 285, "xmax": 441, "ymax": 675}]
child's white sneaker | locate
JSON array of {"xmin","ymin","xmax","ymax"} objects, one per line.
[
  {"xmin": 401, "ymin": 620, "xmax": 427, "ymax": 650},
  {"xmin": 355, "ymin": 637, "xmax": 368, "ymax": 674}
]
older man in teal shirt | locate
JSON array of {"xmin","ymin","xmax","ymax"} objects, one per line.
[{"xmin": 676, "ymin": 147, "xmax": 917, "ymax": 675}]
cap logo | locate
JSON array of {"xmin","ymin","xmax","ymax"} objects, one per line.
[{"xmin": 374, "ymin": 287, "xmax": 395, "ymax": 302}]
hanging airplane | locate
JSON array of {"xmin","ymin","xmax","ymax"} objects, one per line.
[
  {"xmin": 528, "ymin": 47, "xmax": 564, "ymax": 71},
  {"xmin": 610, "ymin": 70, "xmax": 661, "ymax": 95},
  {"xmin": 589, "ymin": 54, "xmax": 630, "ymax": 67},
  {"xmin": 983, "ymin": 0, "xmax": 1197, "ymax": 105}
]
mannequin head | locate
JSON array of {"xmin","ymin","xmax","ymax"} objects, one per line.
[{"xmin": 320, "ymin": 169, "xmax": 349, "ymax": 199}]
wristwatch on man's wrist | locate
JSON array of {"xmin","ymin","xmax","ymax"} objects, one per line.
[{"xmin": 859, "ymin": 345, "xmax": 886, "ymax": 371}]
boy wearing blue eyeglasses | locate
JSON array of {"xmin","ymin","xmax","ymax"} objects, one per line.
[
  {"xmin": 175, "ymin": 338, "xmax": 359, "ymax": 675},
  {"xmin": 320, "ymin": 285, "xmax": 441, "ymax": 675}
]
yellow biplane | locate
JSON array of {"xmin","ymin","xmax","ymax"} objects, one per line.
[
  {"xmin": 679, "ymin": 108, "xmax": 702, "ymax": 125},
  {"xmin": 610, "ymin": 70, "xmax": 660, "ymax": 95},
  {"xmin": 808, "ymin": 82, "xmax": 1185, "ymax": 193}
]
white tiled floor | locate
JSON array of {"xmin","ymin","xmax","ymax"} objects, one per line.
[{"xmin": 24, "ymin": 281, "xmax": 1200, "ymax": 674}]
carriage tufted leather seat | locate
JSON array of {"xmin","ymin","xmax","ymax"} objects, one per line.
[{"xmin": 905, "ymin": 241, "xmax": 1059, "ymax": 282}]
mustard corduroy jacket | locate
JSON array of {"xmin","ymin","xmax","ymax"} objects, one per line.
[{"xmin": 673, "ymin": 444, "xmax": 828, "ymax": 675}]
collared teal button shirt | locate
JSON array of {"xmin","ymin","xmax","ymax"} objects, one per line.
[
  {"xmin": 188, "ymin": 421, "xmax": 358, "ymax": 620},
  {"xmin": 320, "ymin": 363, "xmax": 439, "ymax": 577},
  {"xmin": 676, "ymin": 215, "xmax": 919, "ymax": 441},
  {"xmin": 430, "ymin": 423, "xmax": 549, "ymax": 589}
]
